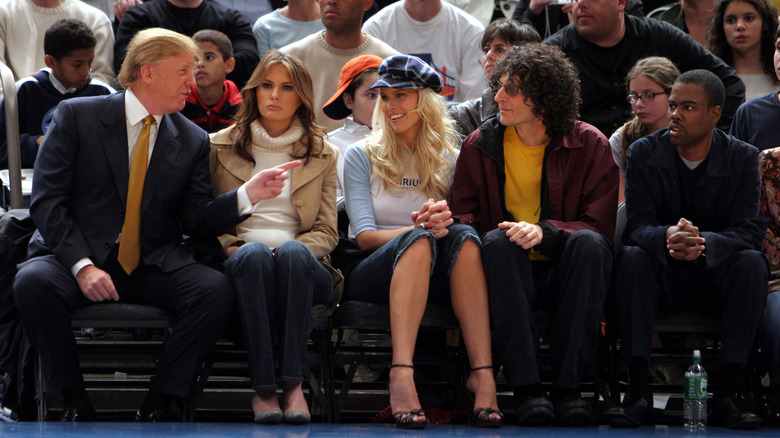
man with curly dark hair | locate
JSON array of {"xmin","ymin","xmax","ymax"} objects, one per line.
[{"xmin": 450, "ymin": 43, "xmax": 618, "ymax": 427}]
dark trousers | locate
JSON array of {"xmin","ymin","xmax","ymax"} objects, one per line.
[
  {"xmin": 224, "ymin": 241, "xmax": 331, "ymax": 392},
  {"xmin": 13, "ymin": 253, "xmax": 233, "ymax": 398},
  {"xmin": 482, "ymin": 228, "xmax": 612, "ymax": 389},
  {"xmin": 615, "ymin": 246, "xmax": 768, "ymax": 366}
]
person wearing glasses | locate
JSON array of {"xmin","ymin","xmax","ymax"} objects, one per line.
[
  {"xmin": 450, "ymin": 43, "xmax": 618, "ymax": 426},
  {"xmin": 606, "ymin": 69, "xmax": 767, "ymax": 429},
  {"xmin": 610, "ymin": 57, "xmax": 681, "ymax": 203},
  {"xmin": 448, "ymin": 18, "xmax": 541, "ymax": 140}
]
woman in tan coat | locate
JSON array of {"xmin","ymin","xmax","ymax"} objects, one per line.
[{"xmin": 210, "ymin": 50, "xmax": 337, "ymax": 425}]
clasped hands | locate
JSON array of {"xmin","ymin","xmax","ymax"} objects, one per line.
[
  {"xmin": 499, "ymin": 221, "xmax": 543, "ymax": 250},
  {"xmin": 411, "ymin": 198, "xmax": 454, "ymax": 239},
  {"xmin": 76, "ymin": 160, "xmax": 303, "ymax": 302},
  {"xmin": 666, "ymin": 217, "xmax": 705, "ymax": 261}
]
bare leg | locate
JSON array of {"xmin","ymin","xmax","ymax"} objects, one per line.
[
  {"xmin": 389, "ymin": 237, "xmax": 432, "ymax": 423},
  {"xmin": 451, "ymin": 239, "xmax": 501, "ymax": 420}
]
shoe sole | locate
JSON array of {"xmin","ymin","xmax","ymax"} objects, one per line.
[{"xmin": 254, "ymin": 410, "xmax": 283, "ymax": 424}]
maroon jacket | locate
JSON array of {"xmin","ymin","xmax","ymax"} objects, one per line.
[{"xmin": 451, "ymin": 117, "xmax": 618, "ymax": 255}]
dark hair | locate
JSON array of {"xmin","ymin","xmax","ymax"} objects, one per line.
[
  {"xmin": 491, "ymin": 43, "xmax": 580, "ymax": 138},
  {"xmin": 675, "ymin": 69, "xmax": 726, "ymax": 108},
  {"xmin": 44, "ymin": 19, "xmax": 96, "ymax": 61},
  {"xmin": 231, "ymin": 50, "xmax": 325, "ymax": 166},
  {"xmin": 344, "ymin": 68, "xmax": 378, "ymax": 99},
  {"xmin": 776, "ymin": 22, "xmax": 780, "ymax": 39},
  {"xmin": 192, "ymin": 29, "xmax": 233, "ymax": 61},
  {"xmin": 481, "ymin": 18, "xmax": 541, "ymax": 52},
  {"xmin": 706, "ymin": 0, "xmax": 778, "ymax": 84}
]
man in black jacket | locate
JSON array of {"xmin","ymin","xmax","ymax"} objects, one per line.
[
  {"xmin": 113, "ymin": 0, "xmax": 259, "ymax": 88},
  {"xmin": 544, "ymin": 0, "xmax": 744, "ymax": 137},
  {"xmin": 606, "ymin": 70, "xmax": 766, "ymax": 429}
]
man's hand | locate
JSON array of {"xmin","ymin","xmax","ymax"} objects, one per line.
[
  {"xmin": 529, "ymin": 0, "xmax": 554, "ymax": 15},
  {"xmin": 245, "ymin": 160, "xmax": 302, "ymax": 204},
  {"xmin": 666, "ymin": 217, "xmax": 705, "ymax": 261},
  {"xmin": 114, "ymin": 0, "xmax": 142, "ymax": 21},
  {"xmin": 413, "ymin": 199, "xmax": 453, "ymax": 239},
  {"xmin": 76, "ymin": 265, "xmax": 119, "ymax": 302},
  {"xmin": 499, "ymin": 221, "xmax": 543, "ymax": 250}
]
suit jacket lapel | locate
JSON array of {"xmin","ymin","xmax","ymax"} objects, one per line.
[
  {"xmin": 142, "ymin": 115, "xmax": 182, "ymax": 212},
  {"xmin": 101, "ymin": 92, "xmax": 131, "ymax": 206}
]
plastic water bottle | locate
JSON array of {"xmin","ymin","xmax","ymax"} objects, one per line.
[{"xmin": 683, "ymin": 349, "xmax": 708, "ymax": 432}]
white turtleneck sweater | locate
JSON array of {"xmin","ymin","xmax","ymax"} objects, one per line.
[{"xmin": 235, "ymin": 119, "xmax": 303, "ymax": 249}]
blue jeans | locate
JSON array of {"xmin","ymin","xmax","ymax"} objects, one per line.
[
  {"xmin": 224, "ymin": 241, "xmax": 332, "ymax": 391},
  {"xmin": 760, "ymin": 291, "xmax": 780, "ymax": 372},
  {"xmin": 343, "ymin": 223, "xmax": 480, "ymax": 303}
]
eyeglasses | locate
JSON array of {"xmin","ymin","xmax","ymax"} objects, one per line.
[
  {"xmin": 627, "ymin": 91, "xmax": 666, "ymax": 104},
  {"xmin": 489, "ymin": 77, "xmax": 520, "ymax": 97}
]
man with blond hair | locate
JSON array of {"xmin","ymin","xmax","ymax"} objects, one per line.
[{"xmin": 13, "ymin": 28, "xmax": 298, "ymax": 422}]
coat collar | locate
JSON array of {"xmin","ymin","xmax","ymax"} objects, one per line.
[
  {"xmin": 475, "ymin": 116, "xmax": 579, "ymax": 163},
  {"xmin": 645, "ymin": 128, "xmax": 732, "ymax": 178},
  {"xmin": 211, "ymin": 124, "xmax": 335, "ymax": 191}
]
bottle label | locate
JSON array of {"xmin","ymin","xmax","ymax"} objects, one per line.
[{"xmin": 685, "ymin": 376, "xmax": 708, "ymax": 399}]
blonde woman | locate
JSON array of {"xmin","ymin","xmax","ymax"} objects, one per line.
[
  {"xmin": 210, "ymin": 50, "xmax": 337, "ymax": 425},
  {"xmin": 342, "ymin": 55, "xmax": 501, "ymax": 429}
]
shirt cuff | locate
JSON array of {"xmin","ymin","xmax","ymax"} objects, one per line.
[
  {"xmin": 237, "ymin": 183, "xmax": 255, "ymax": 215},
  {"xmin": 71, "ymin": 258, "xmax": 94, "ymax": 278}
]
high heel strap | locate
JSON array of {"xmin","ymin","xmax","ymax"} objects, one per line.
[
  {"xmin": 390, "ymin": 364, "xmax": 414, "ymax": 369},
  {"xmin": 471, "ymin": 365, "xmax": 493, "ymax": 372}
]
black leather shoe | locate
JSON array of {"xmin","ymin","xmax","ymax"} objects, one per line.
[
  {"xmin": 711, "ymin": 396, "xmax": 762, "ymax": 429},
  {"xmin": 554, "ymin": 396, "xmax": 592, "ymax": 426},
  {"xmin": 604, "ymin": 397, "xmax": 653, "ymax": 427},
  {"xmin": 61, "ymin": 406, "xmax": 96, "ymax": 422},
  {"xmin": 135, "ymin": 408, "xmax": 171, "ymax": 422},
  {"xmin": 515, "ymin": 396, "xmax": 555, "ymax": 426}
]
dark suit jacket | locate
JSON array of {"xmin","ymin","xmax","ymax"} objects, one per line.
[
  {"xmin": 28, "ymin": 91, "xmax": 241, "ymax": 273},
  {"xmin": 623, "ymin": 128, "xmax": 767, "ymax": 268}
]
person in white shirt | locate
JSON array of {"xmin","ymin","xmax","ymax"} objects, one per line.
[
  {"xmin": 363, "ymin": 0, "xmax": 485, "ymax": 103},
  {"xmin": 322, "ymin": 54, "xmax": 382, "ymax": 197},
  {"xmin": 0, "ymin": 0, "xmax": 116, "ymax": 97}
]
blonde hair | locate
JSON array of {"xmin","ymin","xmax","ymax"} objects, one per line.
[
  {"xmin": 117, "ymin": 28, "xmax": 200, "ymax": 88},
  {"xmin": 364, "ymin": 87, "xmax": 459, "ymax": 200}
]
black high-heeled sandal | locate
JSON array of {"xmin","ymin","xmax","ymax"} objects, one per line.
[
  {"xmin": 389, "ymin": 364, "xmax": 427, "ymax": 429},
  {"xmin": 468, "ymin": 365, "xmax": 504, "ymax": 428}
]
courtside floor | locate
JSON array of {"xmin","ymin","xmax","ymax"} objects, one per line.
[{"xmin": 2, "ymin": 423, "xmax": 780, "ymax": 437}]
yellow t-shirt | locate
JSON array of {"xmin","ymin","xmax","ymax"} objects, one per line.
[{"xmin": 503, "ymin": 127, "xmax": 549, "ymax": 260}]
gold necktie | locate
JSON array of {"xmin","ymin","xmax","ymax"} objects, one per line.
[{"xmin": 117, "ymin": 115, "xmax": 155, "ymax": 274}]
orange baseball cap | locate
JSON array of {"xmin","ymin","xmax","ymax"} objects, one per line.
[{"xmin": 322, "ymin": 54, "xmax": 383, "ymax": 120}]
